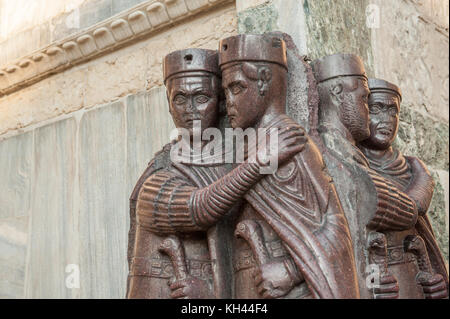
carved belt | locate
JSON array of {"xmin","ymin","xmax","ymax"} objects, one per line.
[
  {"xmin": 387, "ymin": 245, "xmax": 416, "ymax": 266},
  {"xmin": 234, "ymin": 239, "xmax": 288, "ymax": 272},
  {"xmin": 131, "ymin": 257, "xmax": 213, "ymax": 279}
]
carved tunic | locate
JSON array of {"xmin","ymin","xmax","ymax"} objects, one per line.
[{"xmin": 128, "ymin": 143, "xmax": 235, "ymax": 298}]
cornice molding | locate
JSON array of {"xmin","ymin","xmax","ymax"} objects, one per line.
[{"xmin": 0, "ymin": 0, "xmax": 232, "ymax": 97}]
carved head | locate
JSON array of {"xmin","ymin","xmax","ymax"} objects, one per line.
[
  {"xmin": 312, "ymin": 53, "xmax": 371, "ymax": 142},
  {"xmin": 218, "ymin": 34, "xmax": 288, "ymax": 129},
  {"xmin": 361, "ymin": 78, "xmax": 402, "ymax": 150},
  {"xmin": 163, "ymin": 49, "xmax": 222, "ymax": 135}
]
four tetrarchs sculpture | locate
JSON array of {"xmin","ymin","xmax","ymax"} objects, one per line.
[{"xmin": 126, "ymin": 33, "xmax": 448, "ymax": 299}]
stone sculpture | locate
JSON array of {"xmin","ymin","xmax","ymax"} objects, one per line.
[
  {"xmin": 311, "ymin": 54, "xmax": 448, "ymax": 299},
  {"xmin": 127, "ymin": 48, "xmax": 230, "ymax": 298},
  {"xmin": 126, "ymin": 35, "xmax": 448, "ymax": 300},
  {"xmin": 358, "ymin": 78, "xmax": 448, "ymax": 299},
  {"xmin": 218, "ymin": 34, "xmax": 359, "ymax": 299}
]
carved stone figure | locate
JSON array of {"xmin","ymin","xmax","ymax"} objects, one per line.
[
  {"xmin": 128, "ymin": 46, "xmax": 307, "ymax": 299},
  {"xmin": 218, "ymin": 34, "xmax": 359, "ymax": 299},
  {"xmin": 311, "ymin": 54, "xmax": 447, "ymax": 299},
  {"xmin": 126, "ymin": 35, "xmax": 446, "ymax": 300},
  {"xmin": 358, "ymin": 78, "xmax": 448, "ymax": 299},
  {"xmin": 127, "ymin": 49, "xmax": 231, "ymax": 299}
]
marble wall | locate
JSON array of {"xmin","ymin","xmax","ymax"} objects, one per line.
[{"xmin": 0, "ymin": 87, "xmax": 174, "ymax": 298}]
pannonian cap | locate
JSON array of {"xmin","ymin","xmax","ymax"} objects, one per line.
[
  {"xmin": 163, "ymin": 49, "xmax": 220, "ymax": 83},
  {"xmin": 219, "ymin": 34, "xmax": 288, "ymax": 69},
  {"xmin": 311, "ymin": 53, "xmax": 367, "ymax": 83},
  {"xmin": 368, "ymin": 78, "xmax": 402, "ymax": 102}
]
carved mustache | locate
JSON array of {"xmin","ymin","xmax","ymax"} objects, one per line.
[
  {"xmin": 375, "ymin": 123, "xmax": 394, "ymax": 135},
  {"xmin": 184, "ymin": 117, "xmax": 201, "ymax": 123}
]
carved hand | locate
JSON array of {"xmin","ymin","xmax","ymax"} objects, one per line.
[
  {"xmin": 169, "ymin": 276, "xmax": 215, "ymax": 299},
  {"xmin": 372, "ymin": 272, "xmax": 399, "ymax": 299},
  {"xmin": 254, "ymin": 259, "xmax": 299, "ymax": 299},
  {"xmin": 418, "ymin": 273, "xmax": 448, "ymax": 299},
  {"xmin": 256, "ymin": 123, "xmax": 308, "ymax": 167}
]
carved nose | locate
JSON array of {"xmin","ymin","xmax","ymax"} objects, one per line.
[{"xmin": 185, "ymin": 99, "xmax": 194, "ymax": 111}]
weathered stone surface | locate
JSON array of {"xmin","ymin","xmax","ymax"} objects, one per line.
[
  {"xmin": 79, "ymin": 101, "xmax": 128, "ymax": 298},
  {"xmin": 236, "ymin": 0, "xmax": 270, "ymax": 12},
  {"xmin": 126, "ymin": 87, "xmax": 175, "ymax": 196},
  {"xmin": 0, "ymin": 66, "xmax": 86, "ymax": 136},
  {"xmin": 428, "ymin": 170, "xmax": 449, "ymax": 264},
  {"xmin": 79, "ymin": 0, "xmax": 112, "ymax": 30},
  {"xmin": 303, "ymin": 0, "xmax": 374, "ymax": 75},
  {"xmin": 0, "ymin": 216, "xmax": 28, "ymax": 298},
  {"xmin": 25, "ymin": 118, "xmax": 78, "ymax": 298},
  {"xmin": 51, "ymin": 10, "xmax": 83, "ymax": 43},
  {"xmin": 84, "ymin": 47, "xmax": 147, "ymax": 108},
  {"xmin": 112, "ymin": 0, "xmax": 144, "ymax": 15},
  {"xmin": 371, "ymin": 0, "xmax": 449, "ymax": 122},
  {"xmin": 0, "ymin": 131, "xmax": 32, "ymax": 219},
  {"xmin": 237, "ymin": 3, "xmax": 278, "ymax": 34},
  {"xmin": 0, "ymin": 4, "xmax": 237, "ymax": 137},
  {"xmin": 394, "ymin": 105, "xmax": 449, "ymax": 171}
]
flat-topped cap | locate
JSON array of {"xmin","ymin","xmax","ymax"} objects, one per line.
[
  {"xmin": 368, "ymin": 78, "xmax": 402, "ymax": 101},
  {"xmin": 219, "ymin": 34, "xmax": 288, "ymax": 69},
  {"xmin": 311, "ymin": 53, "xmax": 367, "ymax": 83},
  {"xmin": 163, "ymin": 48, "xmax": 219, "ymax": 83}
]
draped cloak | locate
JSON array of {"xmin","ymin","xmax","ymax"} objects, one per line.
[{"xmin": 245, "ymin": 115, "xmax": 360, "ymax": 299}]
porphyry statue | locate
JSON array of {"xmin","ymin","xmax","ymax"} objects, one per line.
[{"xmin": 358, "ymin": 78, "xmax": 448, "ymax": 299}]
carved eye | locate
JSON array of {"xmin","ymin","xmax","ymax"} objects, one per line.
[
  {"xmin": 195, "ymin": 95, "xmax": 210, "ymax": 104},
  {"xmin": 174, "ymin": 95, "xmax": 187, "ymax": 105},
  {"xmin": 389, "ymin": 108, "xmax": 398, "ymax": 117},
  {"xmin": 230, "ymin": 84, "xmax": 243, "ymax": 95},
  {"xmin": 369, "ymin": 104, "xmax": 381, "ymax": 114}
]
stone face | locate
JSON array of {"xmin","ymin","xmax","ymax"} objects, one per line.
[
  {"xmin": 79, "ymin": 101, "xmax": 128, "ymax": 298},
  {"xmin": 126, "ymin": 87, "xmax": 175, "ymax": 196},
  {"xmin": 0, "ymin": 132, "xmax": 33, "ymax": 219},
  {"xmin": 0, "ymin": 216, "xmax": 28, "ymax": 298},
  {"xmin": 25, "ymin": 118, "xmax": 78, "ymax": 298}
]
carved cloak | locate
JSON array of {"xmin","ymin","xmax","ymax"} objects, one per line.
[{"xmin": 245, "ymin": 115, "xmax": 360, "ymax": 299}]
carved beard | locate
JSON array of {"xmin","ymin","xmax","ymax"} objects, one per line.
[{"xmin": 339, "ymin": 93, "xmax": 369, "ymax": 142}]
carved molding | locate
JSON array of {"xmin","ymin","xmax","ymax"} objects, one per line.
[{"xmin": 0, "ymin": 0, "xmax": 232, "ymax": 97}]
